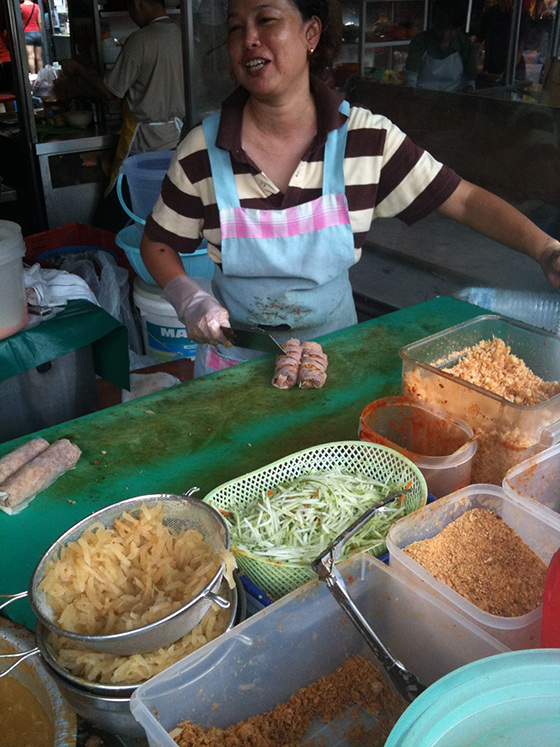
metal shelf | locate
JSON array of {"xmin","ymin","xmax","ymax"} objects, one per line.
[
  {"xmin": 98, "ymin": 8, "xmax": 179, "ymax": 15},
  {"xmin": 364, "ymin": 39, "xmax": 412, "ymax": 47},
  {"xmin": 358, "ymin": 0, "xmax": 428, "ymax": 75},
  {"xmin": 0, "ymin": 183, "xmax": 17, "ymax": 204}
]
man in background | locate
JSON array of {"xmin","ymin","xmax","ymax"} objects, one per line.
[{"xmin": 58, "ymin": 0, "xmax": 185, "ymax": 229}]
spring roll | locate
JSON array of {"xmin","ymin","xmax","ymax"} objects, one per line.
[
  {"xmin": 272, "ymin": 338, "xmax": 303, "ymax": 389},
  {"xmin": 0, "ymin": 439, "xmax": 81, "ymax": 510},
  {"xmin": 0, "ymin": 437, "xmax": 50, "ymax": 484},
  {"xmin": 298, "ymin": 341, "xmax": 328, "ymax": 389}
]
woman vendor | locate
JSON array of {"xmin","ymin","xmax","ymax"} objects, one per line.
[{"xmin": 140, "ymin": 0, "xmax": 560, "ymax": 379}]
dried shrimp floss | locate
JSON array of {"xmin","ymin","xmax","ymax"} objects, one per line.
[
  {"xmin": 404, "ymin": 337, "xmax": 560, "ymax": 484},
  {"xmin": 404, "ymin": 508, "xmax": 547, "ymax": 617}
]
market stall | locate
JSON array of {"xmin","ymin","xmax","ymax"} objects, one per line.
[{"xmin": 2, "ymin": 295, "xmax": 560, "ymax": 745}]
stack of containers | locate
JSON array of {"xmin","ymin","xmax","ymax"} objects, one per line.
[{"xmin": 115, "ymin": 151, "xmax": 215, "ymax": 361}]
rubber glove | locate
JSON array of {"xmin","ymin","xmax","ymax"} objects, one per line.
[{"xmin": 163, "ymin": 275, "xmax": 232, "ymax": 347}]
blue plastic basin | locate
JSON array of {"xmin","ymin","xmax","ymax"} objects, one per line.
[
  {"xmin": 386, "ymin": 649, "xmax": 560, "ymax": 747},
  {"xmin": 115, "ymin": 226, "xmax": 214, "ymax": 284}
]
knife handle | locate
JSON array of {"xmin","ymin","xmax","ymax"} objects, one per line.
[{"xmin": 221, "ymin": 326, "xmax": 236, "ymax": 345}]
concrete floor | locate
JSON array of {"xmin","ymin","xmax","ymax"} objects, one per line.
[{"xmin": 350, "ymin": 208, "xmax": 560, "ymax": 320}]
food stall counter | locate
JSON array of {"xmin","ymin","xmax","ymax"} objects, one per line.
[{"xmin": 0, "ymin": 296, "xmax": 483, "ymax": 631}]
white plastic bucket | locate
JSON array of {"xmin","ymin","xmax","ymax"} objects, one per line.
[
  {"xmin": 133, "ymin": 277, "xmax": 207, "ymax": 361},
  {"xmin": 0, "ymin": 220, "xmax": 28, "ymax": 340}
]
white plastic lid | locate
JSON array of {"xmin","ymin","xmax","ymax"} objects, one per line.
[{"xmin": 132, "ymin": 277, "xmax": 176, "ymax": 316}]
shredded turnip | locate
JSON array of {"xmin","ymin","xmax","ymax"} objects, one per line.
[{"xmin": 223, "ymin": 470, "xmax": 414, "ymax": 565}]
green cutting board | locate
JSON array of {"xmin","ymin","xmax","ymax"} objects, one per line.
[{"xmin": 0, "ymin": 297, "xmax": 481, "ymax": 630}]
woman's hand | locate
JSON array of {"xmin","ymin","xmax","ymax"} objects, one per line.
[
  {"xmin": 163, "ymin": 275, "xmax": 232, "ymax": 347},
  {"xmin": 439, "ymin": 180, "xmax": 560, "ymax": 288},
  {"xmin": 536, "ymin": 242, "xmax": 560, "ymax": 288}
]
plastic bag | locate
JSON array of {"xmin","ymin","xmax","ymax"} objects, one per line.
[
  {"xmin": 121, "ymin": 372, "xmax": 181, "ymax": 403},
  {"xmin": 57, "ymin": 251, "xmax": 144, "ymax": 358},
  {"xmin": 31, "ymin": 64, "xmax": 58, "ymax": 98}
]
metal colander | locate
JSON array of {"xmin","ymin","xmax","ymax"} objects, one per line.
[{"xmin": 23, "ymin": 490, "xmax": 230, "ymax": 655}]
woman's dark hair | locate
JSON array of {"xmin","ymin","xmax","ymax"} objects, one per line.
[{"xmin": 291, "ymin": 0, "xmax": 343, "ymax": 75}]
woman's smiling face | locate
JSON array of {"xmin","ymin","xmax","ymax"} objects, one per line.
[{"xmin": 227, "ymin": 0, "xmax": 320, "ymax": 100}]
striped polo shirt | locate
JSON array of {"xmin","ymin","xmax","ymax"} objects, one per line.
[{"xmin": 145, "ymin": 77, "xmax": 460, "ymax": 264}]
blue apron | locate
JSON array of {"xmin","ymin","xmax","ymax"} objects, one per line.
[{"xmin": 195, "ymin": 100, "xmax": 357, "ymax": 377}]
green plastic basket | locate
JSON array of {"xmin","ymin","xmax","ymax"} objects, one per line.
[{"xmin": 204, "ymin": 441, "xmax": 427, "ymax": 600}]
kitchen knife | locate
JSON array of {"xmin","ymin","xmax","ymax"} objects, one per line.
[{"xmin": 221, "ymin": 323, "xmax": 286, "ymax": 354}]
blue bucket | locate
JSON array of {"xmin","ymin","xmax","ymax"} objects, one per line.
[
  {"xmin": 115, "ymin": 225, "xmax": 214, "ymax": 284},
  {"xmin": 386, "ymin": 649, "xmax": 560, "ymax": 747},
  {"xmin": 117, "ymin": 151, "xmax": 175, "ymax": 230}
]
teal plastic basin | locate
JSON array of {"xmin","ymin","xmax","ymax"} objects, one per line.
[
  {"xmin": 386, "ymin": 650, "xmax": 560, "ymax": 747},
  {"xmin": 115, "ymin": 225, "xmax": 213, "ymax": 284}
]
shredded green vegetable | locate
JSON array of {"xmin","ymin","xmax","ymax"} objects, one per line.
[{"xmin": 221, "ymin": 470, "xmax": 417, "ymax": 566}]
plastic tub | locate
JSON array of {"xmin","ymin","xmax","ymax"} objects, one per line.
[
  {"xmin": 503, "ymin": 443, "xmax": 560, "ymax": 532},
  {"xmin": 116, "ymin": 225, "xmax": 214, "ymax": 284},
  {"xmin": 0, "ymin": 220, "xmax": 28, "ymax": 339},
  {"xmin": 386, "ymin": 649, "xmax": 560, "ymax": 747},
  {"xmin": 400, "ymin": 314, "xmax": 560, "ymax": 485},
  {"xmin": 118, "ymin": 150, "xmax": 174, "ymax": 232},
  {"xmin": 387, "ymin": 484, "xmax": 560, "ymax": 650},
  {"xmin": 32, "ymin": 578, "xmax": 245, "ymax": 738},
  {"xmin": 359, "ymin": 396, "xmax": 477, "ymax": 498},
  {"xmin": 130, "ymin": 555, "xmax": 507, "ymax": 747}
]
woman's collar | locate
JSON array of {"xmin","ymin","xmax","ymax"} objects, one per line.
[{"xmin": 216, "ymin": 76, "xmax": 348, "ymax": 156}]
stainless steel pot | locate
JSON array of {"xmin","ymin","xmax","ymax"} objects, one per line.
[{"xmin": 35, "ymin": 576, "xmax": 245, "ymax": 738}]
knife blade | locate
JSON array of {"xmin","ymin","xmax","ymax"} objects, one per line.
[{"xmin": 222, "ymin": 324, "xmax": 285, "ymax": 354}]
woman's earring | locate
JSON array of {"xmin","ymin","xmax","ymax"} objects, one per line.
[{"xmin": 308, "ymin": 47, "xmax": 314, "ymax": 55}]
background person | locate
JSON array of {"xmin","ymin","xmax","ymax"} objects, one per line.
[
  {"xmin": 58, "ymin": 0, "xmax": 185, "ymax": 229},
  {"xmin": 0, "ymin": 7, "xmax": 13, "ymax": 93},
  {"xmin": 19, "ymin": 0, "xmax": 43, "ymax": 74},
  {"xmin": 140, "ymin": 0, "xmax": 560, "ymax": 379},
  {"xmin": 477, "ymin": 0, "xmax": 531, "ymax": 82},
  {"xmin": 405, "ymin": 2, "xmax": 477, "ymax": 92}
]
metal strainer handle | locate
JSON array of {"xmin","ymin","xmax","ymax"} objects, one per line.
[
  {"xmin": 206, "ymin": 591, "xmax": 230, "ymax": 609},
  {"xmin": 0, "ymin": 591, "xmax": 28, "ymax": 613},
  {"xmin": 0, "ymin": 647, "xmax": 40, "ymax": 679}
]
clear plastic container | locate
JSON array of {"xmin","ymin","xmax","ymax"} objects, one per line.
[
  {"xmin": 119, "ymin": 150, "xmax": 174, "ymax": 231},
  {"xmin": 387, "ymin": 484, "xmax": 560, "ymax": 650},
  {"xmin": 359, "ymin": 396, "xmax": 477, "ymax": 498},
  {"xmin": 130, "ymin": 555, "xmax": 507, "ymax": 747},
  {"xmin": 503, "ymin": 443, "xmax": 560, "ymax": 532},
  {"xmin": 400, "ymin": 315, "xmax": 560, "ymax": 485},
  {"xmin": 454, "ymin": 286, "xmax": 560, "ymax": 334}
]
